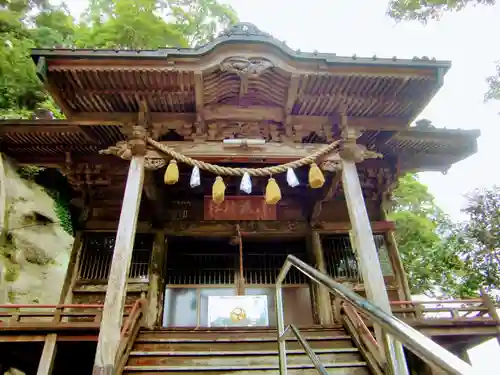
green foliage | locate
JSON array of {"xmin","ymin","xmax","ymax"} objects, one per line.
[
  {"xmin": 389, "ymin": 174, "xmax": 468, "ymax": 296},
  {"xmin": 459, "ymin": 186, "xmax": 500, "ymax": 295},
  {"xmin": 17, "ymin": 165, "xmax": 45, "ymax": 180},
  {"xmin": 390, "ymin": 174, "xmax": 500, "ymax": 299},
  {"xmin": 0, "ymin": 0, "xmax": 238, "ymax": 118},
  {"xmin": 77, "ymin": 0, "xmax": 237, "ymax": 49},
  {"xmin": 387, "ymin": 0, "xmax": 496, "ymax": 21},
  {"xmin": 4, "ymin": 263, "xmax": 20, "ymax": 282},
  {"xmin": 44, "ymin": 188, "xmax": 73, "ymax": 235}
]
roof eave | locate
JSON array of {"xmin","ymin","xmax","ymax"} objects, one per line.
[{"xmin": 30, "ymin": 39, "xmax": 451, "ymax": 73}]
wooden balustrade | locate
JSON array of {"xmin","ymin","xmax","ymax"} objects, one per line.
[
  {"xmin": 0, "ymin": 303, "xmax": 134, "ymax": 331},
  {"xmin": 115, "ymin": 295, "xmax": 148, "ymax": 374},
  {"xmin": 390, "ymin": 298, "xmax": 493, "ymax": 323},
  {"xmin": 341, "ymin": 302, "xmax": 385, "ymax": 375}
]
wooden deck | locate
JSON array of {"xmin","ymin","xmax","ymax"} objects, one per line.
[{"xmin": 1, "ymin": 298, "xmax": 498, "ymax": 343}]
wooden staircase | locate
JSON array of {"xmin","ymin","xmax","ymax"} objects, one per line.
[{"xmin": 123, "ymin": 326, "xmax": 372, "ymax": 374}]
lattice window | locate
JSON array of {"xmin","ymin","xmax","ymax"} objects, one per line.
[
  {"xmin": 243, "ymin": 239, "xmax": 308, "ymax": 285},
  {"xmin": 165, "ymin": 237, "xmax": 308, "ymax": 286},
  {"xmin": 77, "ymin": 232, "xmax": 153, "ymax": 281},
  {"xmin": 166, "ymin": 237, "xmax": 237, "ymax": 285},
  {"xmin": 322, "ymin": 234, "xmax": 393, "ymax": 282}
]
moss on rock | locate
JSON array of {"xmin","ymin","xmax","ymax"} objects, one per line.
[{"xmin": 0, "ymin": 156, "xmax": 74, "ymax": 305}]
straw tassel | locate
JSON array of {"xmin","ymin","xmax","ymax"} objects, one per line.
[
  {"xmin": 265, "ymin": 177, "xmax": 281, "ymax": 204},
  {"xmin": 212, "ymin": 176, "xmax": 226, "ymax": 204},
  {"xmin": 164, "ymin": 160, "xmax": 179, "ymax": 185},
  {"xmin": 308, "ymin": 163, "xmax": 325, "ymax": 188}
]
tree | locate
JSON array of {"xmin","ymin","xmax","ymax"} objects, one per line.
[
  {"xmin": 388, "ymin": 173, "xmax": 468, "ymax": 296},
  {"xmin": 389, "ymin": 174, "xmax": 500, "ymax": 299},
  {"xmin": 388, "ymin": 0, "xmax": 496, "ymax": 21},
  {"xmin": 77, "ymin": 0, "xmax": 238, "ymax": 49},
  {"xmin": 459, "ymin": 186, "xmax": 500, "ymax": 295},
  {"xmin": 386, "ymin": 0, "xmax": 499, "ymax": 101},
  {"xmin": 0, "ymin": 0, "xmax": 238, "ymax": 119}
]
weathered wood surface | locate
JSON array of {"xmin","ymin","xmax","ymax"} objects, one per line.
[
  {"xmin": 342, "ymin": 304, "xmax": 385, "ymax": 375},
  {"xmin": 204, "ymin": 196, "xmax": 277, "ymax": 221},
  {"xmin": 310, "ymin": 230, "xmax": 334, "ymax": 325},
  {"xmin": 93, "ymin": 155, "xmax": 145, "ymax": 375},
  {"xmin": 58, "ymin": 230, "xmax": 83, "ymax": 304},
  {"xmin": 146, "ymin": 232, "xmax": 166, "ymax": 327},
  {"xmin": 124, "ymin": 327, "xmax": 370, "ymax": 374},
  {"xmin": 36, "ymin": 333, "xmax": 57, "ymax": 375},
  {"xmin": 341, "ymin": 160, "xmax": 393, "ymax": 313}
]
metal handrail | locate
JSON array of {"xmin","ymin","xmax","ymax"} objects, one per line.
[
  {"xmin": 275, "ymin": 255, "xmax": 475, "ymax": 375},
  {"xmin": 279, "ymin": 324, "xmax": 329, "ymax": 375}
]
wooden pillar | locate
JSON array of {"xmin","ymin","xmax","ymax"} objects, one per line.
[
  {"xmin": 93, "ymin": 154, "xmax": 145, "ymax": 375},
  {"xmin": 481, "ymin": 288, "xmax": 500, "ymax": 347},
  {"xmin": 37, "ymin": 334, "xmax": 57, "ymax": 375},
  {"xmin": 58, "ymin": 230, "xmax": 83, "ymax": 304},
  {"xmin": 342, "ymin": 159, "xmax": 392, "ymax": 313},
  {"xmin": 384, "ymin": 230, "xmax": 412, "ymax": 301},
  {"xmin": 310, "ymin": 231, "xmax": 334, "ymax": 325},
  {"xmin": 146, "ymin": 231, "xmax": 166, "ymax": 328},
  {"xmin": 380, "ymin": 205, "xmax": 412, "ymax": 302},
  {"xmin": 340, "ymin": 127, "xmax": 408, "ymax": 373}
]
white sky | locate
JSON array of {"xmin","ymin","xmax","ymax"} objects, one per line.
[{"xmin": 61, "ymin": 0, "xmax": 500, "ymax": 368}]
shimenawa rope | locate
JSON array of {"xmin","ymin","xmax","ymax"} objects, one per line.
[{"xmin": 146, "ymin": 137, "xmax": 341, "ymax": 176}]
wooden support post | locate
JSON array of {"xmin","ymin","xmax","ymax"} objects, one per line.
[
  {"xmin": 146, "ymin": 231, "xmax": 166, "ymax": 328},
  {"xmin": 340, "ymin": 122, "xmax": 408, "ymax": 374},
  {"xmin": 58, "ymin": 230, "xmax": 83, "ymax": 304},
  {"xmin": 384, "ymin": 230, "xmax": 412, "ymax": 302},
  {"xmin": 380, "ymin": 205, "xmax": 412, "ymax": 302},
  {"xmin": 310, "ymin": 231, "xmax": 334, "ymax": 325},
  {"xmin": 37, "ymin": 334, "xmax": 57, "ymax": 375},
  {"xmin": 342, "ymin": 160, "xmax": 392, "ymax": 312},
  {"xmin": 93, "ymin": 155, "xmax": 145, "ymax": 375},
  {"xmin": 481, "ymin": 288, "xmax": 500, "ymax": 347}
]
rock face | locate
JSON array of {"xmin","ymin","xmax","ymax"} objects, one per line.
[{"xmin": 0, "ymin": 156, "xmax": 73, "ymax": 305}]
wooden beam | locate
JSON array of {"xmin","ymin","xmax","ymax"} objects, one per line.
[
  {"xmin": 342, "ymin": 158, "xmax": 409, "ymax": 372},
  {"xmin": 37, "ymin": 333, "xmax": 57, "ymax": 375},
  {"xmin": 10, "ymin": 146, "xmax": 390, "ymax": 171},
  {"xmin": 203, "ymin": 104, "xmax": 283, "ymax": 122},
  {"xmin": 93, "ymin": 155, "xmax": 145, "ymax": 375},
  {"xmin": 310, "ymin": 230, "xmax": 334, "ymax": 324},
  {"xmin": 58, "ymin": 231, "xmax": 83, "ymax": 304},
  {"xmin": 194, "ymin": 72, "xmax": 204, "ymax": 115},
  {"xmin": 312, "ymin": 220, "xmax": 396, "ymax": 234},
  {"xmin": 311, "ymin": 171, "xmax": 342, "ymax": 221},
  {"xmin": 0, "ymin": 109, "xmax": 409, "ymax": 131},
  {"xmin": 143, "ymin": 171, "xmax": 165, "ymax": 225},
  {"xmin": 146, "ymin": 232, "xmax": 166, "ymax": 327}
]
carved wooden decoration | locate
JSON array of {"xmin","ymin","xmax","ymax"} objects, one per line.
[{"xmin": 220, "ymin": 56, "xmax": 274, "ymax": 98}]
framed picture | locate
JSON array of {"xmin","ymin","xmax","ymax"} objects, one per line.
[{"xmin": 208, "ymin": 295, "xmax": 269, "ymax": 327}]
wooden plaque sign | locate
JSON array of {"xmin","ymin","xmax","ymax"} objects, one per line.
[{"xmin": 204, "ymin": 196, "xmax": 277, "ymax": 221}]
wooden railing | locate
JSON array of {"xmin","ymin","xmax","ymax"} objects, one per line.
[
  {"xmin": 341, "ymin": 302, "xmax": 385, "ymax": 375},
  {"xmin": 115, "ymin": 295, "xmax": 147, "ymax": 374},
  {"xmin": 338, "ymin": 296, "xmax": 499, "ymax": 375},
  {"xmin": 390, "ymin": 297, "xmax": 496, "ymax": 323},
  {"xmin": 0, "ymin": 303, "xmax": 134, "ymax": 329}
]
